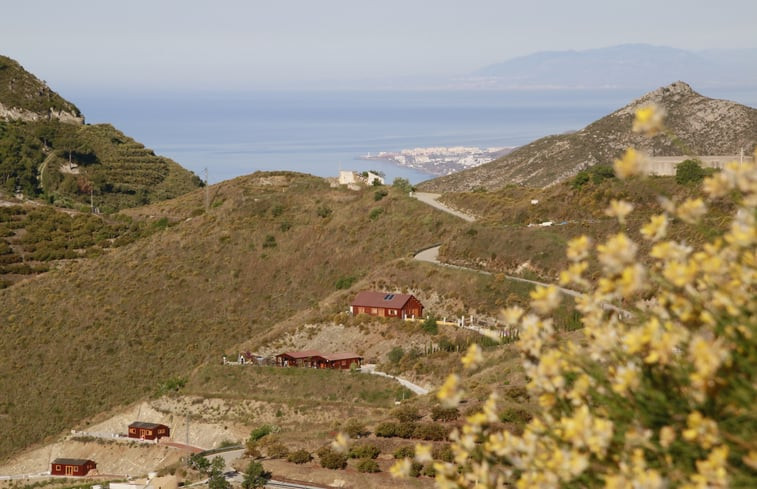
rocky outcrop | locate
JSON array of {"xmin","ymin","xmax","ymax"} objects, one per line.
[{"xmin": 0, "ymin": 101, "xmax": 84, "ymax": 124}]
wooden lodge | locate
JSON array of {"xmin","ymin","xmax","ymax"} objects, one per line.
[
  {"xmin": 50, "ymin": 458, "xmax": 97, "ymax": 477},
  {"xmin": 350, "ymin": 291, "xmax": 424, "ymax": 319},
  {"xmin": 128, "ymin": 421, "xmax": 171, "ymax": 440},
  {"xmin": 276, "ymin": 350, "xmax": 363, "ymax": 370}
]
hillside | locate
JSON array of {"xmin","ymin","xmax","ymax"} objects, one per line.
[
  {"xmin": 0, "ymin": 173, "xmax": 470, "ymax": 460},
  {"xmin": 0, "ymin": 54, "xmax": 201, "ymax": 209},
  {"xmin": 418, "ymin": 81, "xmax": 757, "ymax": 192}
]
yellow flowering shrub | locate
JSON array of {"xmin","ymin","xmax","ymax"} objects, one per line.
[{"xmin": 397, "ymin": 106, "xmax": 757, "ymax": 488}]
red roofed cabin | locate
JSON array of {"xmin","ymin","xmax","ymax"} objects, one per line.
[
  {"xmin": 314, "ymin": 352, "xmax": 363, "ymax": 370},
  {"xmin": 51, "ymin": 458, "xmax": 96, "ymax": 477},
  {"xmin": 351, "ymin": 291, "xmax": 423, "ymax": 319},
  {"xmin": 128, "ymin": 421, "xmax": 170, "ymax": 440},
  {"xmin": 275, "ymin": 350, "xmax": 321, "ymax": 367}
]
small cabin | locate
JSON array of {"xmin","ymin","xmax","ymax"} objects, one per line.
[
  {"xmin": 350, "ymin": 291, "xmax": 424, "ymax": 319},
  {"xmin": 315, "ymin": 353, "xmax": 363, "ymax": 370},
  {"xmin": 275, "ymin": 350, "xmax": 322, "ymax": 367},
  {"xmin": 128, "ymin": 421, "xmax": 171, "ymax": 440},
  {"xmin": 51, "ymin": 458, "xmax": 97, "ymax": 477}
]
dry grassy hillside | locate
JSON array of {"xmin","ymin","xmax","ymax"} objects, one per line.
[{"xmin": 0, "ymin": 172, "xmax": 462, "ymax": 460}]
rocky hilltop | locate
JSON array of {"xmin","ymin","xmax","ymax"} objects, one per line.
[
  {"xmin": 0, "ymin": 55, "xmax": 83, "ymax": 124},
  {"xmin": 0, "ymin": 54, "xmax": 201, "ymax": 210},
  {"xmin": 418, "ymin": 81, "xmax": 757, "ymax": 192}
]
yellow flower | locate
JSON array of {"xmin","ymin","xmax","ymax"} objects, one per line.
[
  {"xmin": 503, "ymin": 305, "xmax": 524, "ymax": 325},
  {"xmin": 530, "ymin": 284, "xmax": 561, "ymax": 314},
  {"xmin": 437, "ymin": 373, "xmax": 462, "ymax": 408},
  {"xmin": 414, "ymin": 443, "xmax": 433, "ymax": 463},
  {"xmin": 632, "ymin": 104, "xmax": 666, "ymax": 136},
  {"xmin": 703, "ymin": 172, "xmax": 731, "ymax": 198},
  {"xmin": 662, "ymin": 260, "xmax": 698, "ymax": 288},
  {"xmin": 331, "ymin": 432, "xmax": 350, "ymax": 453},
  {"xmin": 461, "ymin": 344, "xmax": 484, "ymax": 370},
  {"xmin": 659, "ymin": 426, "xmax": 676, "ymax": 449},
  {"xmin": 567, "ymin": 235, "xmax": 592, "ymax": 261},
  {"xmin": 676, "ymin": 198, "xmax": 707, "ymax": 224},
  {"xmin": 640, "ymin": 214, "xmax": 668, "ymax": 242},
  {"xmin": 613, "ymin": 148, "xmax": 646, "ymax": 179},
  {"xmin": 389, "ymin": 457, "xmax": 412, "ymax": 478},
  {"xmin": 605, "ymin": 199, "xmax": 635, "ymax": 224},
  {"xmin": 597, "ymin": 233, "xmax": 638, "ymax": 274},
  {"xmin": 611, "ymin": 362, "xmax": 640, "ymax": 395},
  {"xmin": 682, "ymin": 411, "xmax": 720, "ymax": 449},
  {"xmin": 560, "ymin": 261, "xmax": 589, "ymax": 287},
  {"xmin": 744, "ymin": 450, "xmax": 757, "ymax": 470}
]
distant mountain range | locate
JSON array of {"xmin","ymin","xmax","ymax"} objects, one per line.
[
  {"xmin": 418, "ymin": 81, "xmax": 757, "ymax": 192},
  {"xmin": 455, "ymin": 44, "xmax": 757, "ymax": 89}
]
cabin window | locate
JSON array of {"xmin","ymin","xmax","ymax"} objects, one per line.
[
  {"xmin": 74, "ymin": 467, "xmax": 79, "ymax": 473},
  {"xmin": 55, "ymin": 465, "xmax": 61, "ymax": 471},
  {"xmin": 129, "ymin": 427, "xmax": 136, "ymax": 433}
]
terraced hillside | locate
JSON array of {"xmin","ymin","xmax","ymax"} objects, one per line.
[{"xmin": 0, "ymin": 54, "xmax": 201, "ymax": 209}]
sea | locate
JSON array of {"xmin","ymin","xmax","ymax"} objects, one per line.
[{"xmin": 68, "ymin": 88, "xmax": 757, "ymax": 185}]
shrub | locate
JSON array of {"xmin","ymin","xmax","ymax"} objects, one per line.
[
  {"xmin": 392, "ymin": 177, "xmax": 414, "ymax": 193},
  {"xmin": 374, "ymin": 189, "xmax": 388, "ymax": 201},
  {"xmin": 343, "ymin": 418, "xmax": 370, "ymax": 438},
  {"xmin": 421, "ymin": 463, "xmax": 436, "ymax": 477},
  {"xmin": 409, "ymin": 461, "xmax": 424, "ymax": 477},
  {"xmin": 375, "ymin": 422, "xmax": 398, "ymax": 438},
  {"xmin": 387, "ymin": 346, "xmax": 404, "ymax": 364},
  {"xmin": 422, "ymin": 315, "xmax": 438, "ymax": 334},
  {"xmin": 317, "ymin": 447, "xmax": 348, "ymax": 470},
  {"xmin": 334, "ymin": 275, "xmax": 357, "ymax": 290},
  {"xmin": 262, "ymin": 235, "xmax": 277, "ymax": 248},
  {"xmin": 241, "ymin": 461, "xmax": 270, "ymax": 489},
  {"xmin": 265, "ymin": 441, "xmax": 289, "ymax": 459},
  {"xmin": 430, "ymin": 405, "xmax": 459, "ymax": 422},
  {"xmin": 348, "ymin": 443, "xmax": 380, "ymax": 459},
  {"xmin": 413, "ymin": 422, "xmax": 449, "ymax": 441},
  {"xmin": 369, "ymin": 207, "xmax": 384, "ymax": 220},
  {"xmin": 392, "ymin": 404, "xmax": 421, "ymax": 423},
  {"xmin": 316, "ymin": 205, "xmax": 332, "ymax": 218},
  {"xmin": 287, "ymin": 449, "xmax": 312, "ymax": 464},
  {"xmin": 396, "ymin": 422, "xmax": 417, "ymax": 439},
  {"xmin": 432, "ymin": 444, "xmax": 454, "ymax": 463},
  {"xmin": 393, "ymin": 445, "xmax": 415, "ymax": 459},
  {"xmin": 427, "ymin": 111, "xmax": 757, "ymax": 488},
  {"xmin": 248, "ymin": 424, "xmax": 274, "ymax": 442},
  {"xmin": 676, "ymin": 158, "xmax": 707, "ymax": 184},
  {"xmin": 356, "ymin": 458, "xmax": 380, "ymax": 473}
]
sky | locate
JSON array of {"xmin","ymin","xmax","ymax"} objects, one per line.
[{"xmin": 3, "ymin": 0, "xmax": 757, "ymax": 93}]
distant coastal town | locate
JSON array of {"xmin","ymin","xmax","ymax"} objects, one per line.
[{"xmin": 360, "ymin": 145, "xmax": 514, "ymax": 176}]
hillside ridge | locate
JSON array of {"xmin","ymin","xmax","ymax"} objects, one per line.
[{"xmin": 418, "ymin": 81, "xmax": 757, "ymax": 192}]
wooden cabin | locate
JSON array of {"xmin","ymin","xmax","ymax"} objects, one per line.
[
  {"xmin": 275, "ymin": 350, "xmax": 322, "ymax": 367},
  {"xmin": 50, "ymin": 458, "xmax": 96, "ymax": 477},
  {"xmin": 315, "ymin": 352, "xmax": 363, "ymax": 370},
  {"xmin": 128, "ymin": 421, "xmax": 171, "ymax": 440},
  {"xmin": 350, "ymin": 291, "xmax": 424, "ymax": 319}
]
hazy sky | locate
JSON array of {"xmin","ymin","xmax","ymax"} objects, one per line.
[{"xmin": 3, "ymin": 0, "xmax": 756, "ymax": 92}]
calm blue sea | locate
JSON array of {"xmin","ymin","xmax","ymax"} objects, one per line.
[{"xmin": 69, "ymin": 88, "xmax": 757, "ymax": 185}]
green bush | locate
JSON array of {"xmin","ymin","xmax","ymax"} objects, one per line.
[
  {"xmin": 392, "ymin": 404, "xmax": 421, "ymax": 423},
  {"xmin": 265, "ymin": 441, "xmax": 289, "ymax": 459},
  {"xmin": 374, "ymin": 189, "xmax": 388, "ymax": 201},
  {"xmin": 356, "ymin": 458, "xmax": 380, "ymax": 473},
  {"xmin": 431, "ymin": 405, "xmax": 460, "ymax": 422},
  {"xmin": 343, "ymin": 419, "xmax": 370, "ymax": 438},
  {"xmin": 348, "ymin": 443, "xmax": 380, "ymax": 459},
  {"xmin": 387, "ymin": 346, "xmax": 404, "ymax": 364},
  {"xmin": 248, "ymin": 424, "xmax": 274, "ymax": 442},
  {"xmin": 392, "ymin": 177, "xmax": 414, "ymax": 193},
  {"xmin": 334, "ymin": 275, "xmax": 357, "ymax": 290},
  {"xmin": 432, "ymin": 444, "xmax": 454, "ymax": 463},
  {"xmin": 316, "ymin": 205, "xmax": 332, "ymax": 218},
  {"xmin": 422, "ymin": 315, "xmax": 438, "ymax": 335},
  {"xmin": 396, "ymin": 422, "xmax": 417, "ymax": 439},
  {"xmin": 676, "ymin": 158, "xmax": 707, "ymax": 184},
  {"xmin": 393, "ymin": 445, "xmax": 415, "ymax": 459},
  {"xmin": 369, "ymin": 207, "xmax": 384, "ymax": 220},
  {"xmin": 375, "ymin": 422, "xmax": 398, "ymax": 437},
  {"xmin": 317, "ymin": 447, "xmax": 348, "ymax": 470},
  {"xmin": 287, "ymin": 449, "xmax": 312, "ymax": 464},
  {"xmin": 413, "ymin": 422, "xmax": 449, "ymax": 441}
]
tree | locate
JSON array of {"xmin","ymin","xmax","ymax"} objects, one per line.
[
  {"xmin": 207, "ymin": 457, "xmax": 230, "ymax": 489},
  {"xmin": 241, "ymin": 461, "xmax": 271, "ymax": 489},
  {"xmin": 186, "ymin": 453, "xmax": 210, "ymax": 473},
  {"xmin": 676, "ymin": 158, "xmax": 707, "ymax": 184}
]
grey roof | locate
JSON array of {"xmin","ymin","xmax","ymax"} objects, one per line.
[
  {"xmin": 129, "ymin": 421, "xmax": 168, "ymax": 429},
  {"xmin": 351, "ymin": 291, "xmax": 418, "ymax": 309}
]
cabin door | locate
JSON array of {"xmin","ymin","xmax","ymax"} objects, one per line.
[
  {"xmin": 65, "ymin": 466, "xmax": 75, "ymax": 476},
  {"xmin": 140, "ymin": 428, "xmax": 149, "ymax": 438}
]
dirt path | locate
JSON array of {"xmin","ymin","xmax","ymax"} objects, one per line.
[{"xmin": 411, "ymin": 192, "xmax": 475, "ymax": 222}]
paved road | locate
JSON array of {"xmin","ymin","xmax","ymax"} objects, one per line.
[
  {"xmin": 361, "ymin": 364, "xmax": 429, "ymax": 395},
  {"xmin": 411, "ymin": 192, "xmax": 475, "ymax": 222}
]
